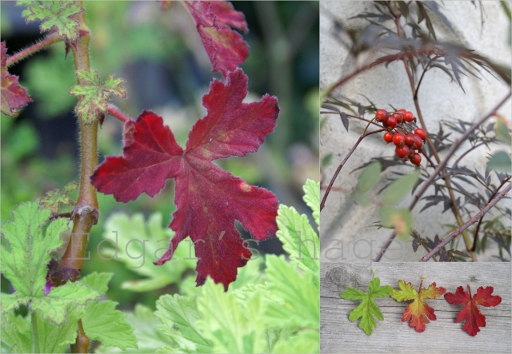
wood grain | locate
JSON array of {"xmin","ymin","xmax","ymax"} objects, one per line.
[{"xmin": 321, "ymin": 262, "xmax": 511, "ymax": 353}]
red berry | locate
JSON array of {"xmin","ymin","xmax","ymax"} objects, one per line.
[
  {"xmin": 385, "ymin": 115, "xmax": 397, "ymax": 129},
  {"xmin": 405, "ymin": 133, "xmax": 416, "ymax": 147},
  {"xmin": 403, "ymin": 111, "xmax": 414, "ymax": 122},
  {"xmin": 396, "ymin": 145, "xmax": 410, "ymax": 158},
  {"xmin": 411, "ymin": 152, "xmax": 422, "ymax": 165},
  {"xmin": 383, "ymin": 131, "xmax": 393, "ymax": 143},
  {"xmin": 375, "ymin": 109, "xmax": 388, "ymax": 122},
  {"xmin": 414, "ymin": 128, "xmax": 427, "ymax": 140},
  {"xmin": 393, "ymin": 132, "xmax": 405, "ymax": 146},
  {"xmin": 413, "ymin": 134, "xmax": 423, "ymax": 149},
  {"xmin": 397, "ymin": 109, "xmax": 406, "ymax": 114},
  {"xmin": 393, "ymin": 112, "xmax": 403, "ymax": 124}
]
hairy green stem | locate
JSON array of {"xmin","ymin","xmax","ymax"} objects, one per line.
[{"xmin": 52, "ymin": 1, "xmax": 97, "ymax": 352}]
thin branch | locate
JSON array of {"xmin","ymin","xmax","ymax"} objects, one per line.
[
  {"xmin": 374, "ymin": 91, "xmax": 511, "ymax": 261},
  {"xmin": 452, "ymin": 141, "xmax": 488, "ymax": 168},
  {"xmin": 320, "ymin": 125, "xmax": 385, "ymax": 211},
  {"xmin": 420, "ymin": 182, "xmax": 511, "ymax": 261},
  {"xmin": 470, "ymin": 176, "xmax": 511, "ymax": 252},
  {"xmin": 6, "ymin": 34, "xmax": 63, "ymax": 68}
]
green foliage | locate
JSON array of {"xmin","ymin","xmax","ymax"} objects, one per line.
[
  {"xmin": 101, "ymin": 212, "xmax": 196, "ymax": 292},
  {"xmin": 114, "ymin": 180, "xmax": 320, "ymax": 353},
  {"xmin": 39, "ymin": 182, "xmax": 77, "ymax": 215},
  {"xmin": 0, "ymin": 203, "xmax": 136, "ymax": 352},
  {"xmin": 487, "ymin": 151, "xmax": 511, "ymax": 173},
  {"xmin": 20, "ymin": 1, "xmax": 84, "ymax": 42},
  {"xmin": 355, "ymin": 161, "xmax": 382, "ymax": 206},
  {"xmin": 82, "ymin": 301, "xmax": 137, "ymax": 350},
  {"xmin": 379, "ymin": 206, "xmax": 413, "ymax": 240},
  {"xmin": 1, "ymin": 201, "xmax": 66, "ymax": 299},
  {"xmin": 339, "ymin": 270, "xmax": 392, "ymax": 335},
  {"xmin": 69, "ymin": 68, "xmax": 126, "ymax": 124},
  {"xmin": 382, "ymin": 169, "xmax": 421, "ymax": 204}
]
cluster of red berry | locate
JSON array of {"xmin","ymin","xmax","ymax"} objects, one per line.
[{"xmin": 375, "ymin": 109, "xmax": 426, "ymax": 166}]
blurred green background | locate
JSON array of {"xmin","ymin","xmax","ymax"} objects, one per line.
[{"xmin": 1, "ymin": 1, "xmax": 319, "ymax": 309}]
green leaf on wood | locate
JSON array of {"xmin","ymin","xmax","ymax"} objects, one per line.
[
  {"xmin": 69, "ymin": 68, "xmax": 126, "ymax": 124},
  {"xmin": 339, "ymin": 270, "xmax": 392, "ymax": 335}
]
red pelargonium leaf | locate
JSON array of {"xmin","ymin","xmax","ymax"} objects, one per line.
[
  {"xmin": 91, "ymin": 69, "xmax": 279, "ymax": 289},
  {"xmin": 1, "ymin": 42, "xmax": 32, "ymax": 117},
  {"xmin": 185, "ymin": 1, "xmax": 249, "ymax": 77},
  {"xmin": 444, "ymin": 285, "xmax": 501, "ymax": 336}
]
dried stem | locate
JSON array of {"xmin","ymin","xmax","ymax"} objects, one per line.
[{"xmin": 420, "ymin": 182, "xmax": 511, "ymax": 262}]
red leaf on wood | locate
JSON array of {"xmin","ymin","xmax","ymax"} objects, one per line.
[
  {"xmin": 185, "ymin": 1, "xmax": 249, "ymax": 77},
  {"xmin": 91, "ymin": 69, "xmax": 279, "ymax": 289},
  {"xmin": 444, "ymin": 285, "xmax": 501, "ymax": 336},
  {"xmin": 1, "ymin": 42, "xmax": 32, "ymax": 117}
]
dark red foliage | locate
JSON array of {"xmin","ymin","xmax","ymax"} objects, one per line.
[
  {"xmin": 444, "ymin": 285, "xmax": 502, "ymax": 336},
  {"xmin": 91, "ymin": 69, "xmax": 279, "ymax": 289},
  {"xmin": 186, "ymin": 1, "xmax": 249, "ymax": 77}
]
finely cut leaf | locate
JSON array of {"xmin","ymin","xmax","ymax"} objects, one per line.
[
  {"xmin": 1, "ymin": 42, "xmax": 32, "ymax": 117},
  {"xmin": 1, "ymin": 202, "xmax": 67, "ymax": 299},
  {"xmin": 195, "ymin": 279, "xmax": 266, "ymax": 353},
  {"xmin": 39, "ymin": 182, "xmax": 77, "ymax": 214},
  {"xmin": 69, "ymin": 68, "xmax": 126, "ymax": 124},
  {"xmin": 275, "ymin": 205, "xmax": 319, "ymax": 275},
  {"xmin": 92, "ymin": 69, "xmax": 279, "ymax": 289},
  {"xmin": 340, "ymin": 273, "xmax": 392, "ymax": 335},
  {"xmin": 390, "ymin": 279, "xmax": 446, "ymax": 333},
  {"xmin": 82, "ymin": 300, "xmax": 137, "ymax": 350},
  {"xmin": 96, "ymin": 304, "xmax": 175, "ymax": 353},
  {"xmin": 101, "ymin": 213, "xmax": 195, "ymax": 292},
  {"xmin": 264, "ymin": 255, "xmax": 319, "ymax": 329},
  {"xmin": 21, "ymin": 1, "xmax": 84, "ymax": 42},
  {"xmin": 155, "ymin": 294, "xmax": 213, "ymax": 353},
  {"xmin": 444, "ymin": 285, "xmax": 502, "ymax": 336},
  {"xmin": 185, "ymin": 1, "xmax": 249, "ymax": 76},
  {"xmin": 303, "ymin": 179, "xmax": 320, "ymax": 228}
]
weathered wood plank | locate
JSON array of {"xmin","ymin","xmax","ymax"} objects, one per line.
[{"xmin": 321, "ymin": 263, "xmax": 511, "ymax": 353}]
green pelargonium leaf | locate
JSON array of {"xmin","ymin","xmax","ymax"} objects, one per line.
[
  {"xmin": 21, "ymin": 1, "xmax": 84, "ymax": 42},
  {"xmin": 40, "ymin": 182, "xmax": 78, "ymax": 214},
  {"xmin": 69, "ymin": 68, "xmax": 126, "ymax": 124},
  {"xmin": 1, "ymin": 202, "xmax": 66, "ymax": 299},
  {"xmin": 339, "ymin": 271, "xmax": 392, "ymax": 335}
]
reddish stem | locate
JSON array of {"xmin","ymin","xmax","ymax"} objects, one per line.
[
  {"xmin": 107, "ymin": 104, "xmax": 133, "ymax": 123},
  {"xmin": 6, "ymin": 34, "xmax": 63, "ymax": 67}
]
